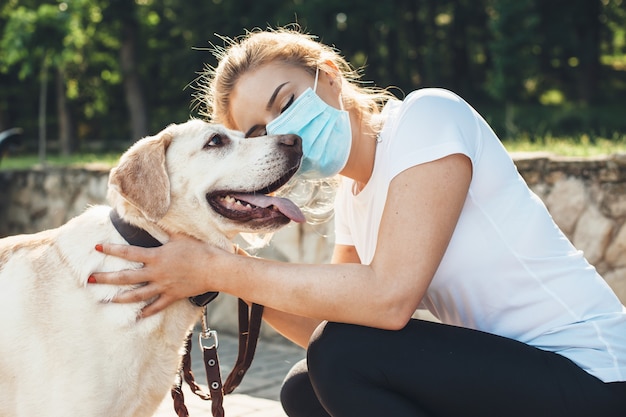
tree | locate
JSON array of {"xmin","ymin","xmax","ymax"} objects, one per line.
[
  {"xmin": 107, "ymin": 0, "xmax": 148, "ymax": 140},
  {"xmin": 0, "ymin": 2, "xmax": 69, "ymax": 161},
  {"xmin": 1, "ymin": 0, "xmax": 626, "ymax": 148},
  {"xmin": 0, "ymin": 0, "xmax": 116, "ymax": 156},
  {"xmin": 486, "ymin": 0, "xmax": 540, "ymax": 136}
]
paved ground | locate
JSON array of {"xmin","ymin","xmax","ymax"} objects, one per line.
[{"xmin": 154, "ymin": 329, "xmax": 306, "ymax": 417}]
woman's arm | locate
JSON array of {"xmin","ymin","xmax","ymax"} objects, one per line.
[
  {"xmin": 260, "ymin": 243, "xmax": 362, "ymax": 348},
  {"xmin": 92, "ymin": 153, "xmax": 471, "ymax": 329}
]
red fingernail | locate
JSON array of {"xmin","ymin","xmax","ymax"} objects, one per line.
[
  {"xmin": 95, "ymin": 244, "xmax": 103, "ymax": 252},
  {"xmin": 88, "ymin": 275, "xmax": 96, "ymax": 284}
]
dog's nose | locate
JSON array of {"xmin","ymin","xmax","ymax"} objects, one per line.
[{"xmin": 278, "ymin": 134, "xmax": 302, "ymax": 151}]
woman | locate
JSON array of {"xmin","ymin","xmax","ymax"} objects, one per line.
[{"xmin": 91, "ymin": 28, "xmax": 626, "ymax": 416}]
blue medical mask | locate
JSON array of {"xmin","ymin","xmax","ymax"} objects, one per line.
[{"xmin": 266, "ymin": 69, "xmax": 352, "ymax": 179}]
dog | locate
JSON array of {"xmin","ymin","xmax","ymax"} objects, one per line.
[{"xmin": 0, "ymin": 119, "xmax": 304, "ymax": 417}]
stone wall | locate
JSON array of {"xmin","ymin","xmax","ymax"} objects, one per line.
[
  {"xmin": 1, "ymin": 153, "xmax": 626, "ymax": 339},
  {"xmin": 512, "ymin": 152, "xmax": 626, "ymax": 302},
  {"xmin": 0, "ymin": 164, "xmax": 110, "ymax": 236}
]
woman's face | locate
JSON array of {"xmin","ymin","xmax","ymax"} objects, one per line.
[{"xmin": 229, "ymin": 62, "xmax": 341, "ymax": 137}]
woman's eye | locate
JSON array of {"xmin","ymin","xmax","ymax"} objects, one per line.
[
  {"xmin": 280, "ymin": 94, "xmax": 295, "ymax": 114},
  {"xmin": 204, "ymin": 133, "xmax": 223, "ymax": 148},
  {"xmin": 245, "ymin": 127, "xmax": 267, "ymax": 138}
]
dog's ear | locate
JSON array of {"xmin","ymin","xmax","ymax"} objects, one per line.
[{"xmin": 109, "ymin": 132, "xmax": 173, "ymax": 222}]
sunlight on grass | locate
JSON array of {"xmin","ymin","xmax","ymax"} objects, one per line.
[
  {"xmin": 502, "ymin": 134, "xmax": 626, "ymax": 157},
  {"xmin": 0, "ymin": 153, "xmax": 121, "ymax": 170}
]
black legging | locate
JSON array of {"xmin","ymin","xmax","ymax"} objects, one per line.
[{"xmin": 280, "ymin": 319, "xmax": 626, "ymax": 417}]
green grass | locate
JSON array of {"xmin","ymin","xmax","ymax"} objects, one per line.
[
  {"xmin": 2, "ymin": 134, "xmax": 626, "ymax": 171},
  {"xmin": 0, "ymin": 152, "xmax": 121, "ymax": 170},
  {"xmin": 501, "ymin": 134, "xmax": 626, "ymax": 157}
]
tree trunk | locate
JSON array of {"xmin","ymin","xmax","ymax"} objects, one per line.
[
  {"xmin": 120, "ymin": 17, "xmax": 149, "ymax": 140},
  {"xmin": 575, "ymin": 0, "xmax": 601, "ymax": 104},
  {"xmin": 450, "ymin": 1, "xmax": 470, "ymax": 94},
  {"xmin": 56, "ymin": 68, "xmax": 74, "ymax": 156},
  {"xmin": 38, "ymin": 56, "xmax": 48, "ymax": 166}
]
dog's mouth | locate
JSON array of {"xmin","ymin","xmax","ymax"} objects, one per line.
[{"xmin": 207, "ymin": 172, "xmax": 305, "ymax": 225}]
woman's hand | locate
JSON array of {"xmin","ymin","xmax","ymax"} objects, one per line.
[{"xmin": 89, "ymin": 233, "xmax": 230, "ymax": 317}]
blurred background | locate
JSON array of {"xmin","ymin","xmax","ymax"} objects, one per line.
[{"xmin": 1, "ymin": 0, "xmax": 625, "ymax": 157}]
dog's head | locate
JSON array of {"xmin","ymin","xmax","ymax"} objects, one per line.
[{"xmin": 107, "ymin": 119, "xmax": 304, "ymax": 243}]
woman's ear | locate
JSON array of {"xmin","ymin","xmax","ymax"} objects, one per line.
[
  {"xmin": 320, "ymin": 59, "xmax": 343, "ymax": 101},
  {"xmin": 322, "ymin": 59, "xmax": 342, "ymax": 88}
]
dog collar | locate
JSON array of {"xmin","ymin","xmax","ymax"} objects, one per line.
[
  {"xmin": 109, "ymin": 209, "xmax": 162, "ymax": 248},
  {"xmin": 108, "ymin": 209, "xmax": 218, "ymax": 307}
]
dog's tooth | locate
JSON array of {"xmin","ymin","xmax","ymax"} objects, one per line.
[
  {"xmin": 246, "ymin": 204, "xmax": 252, "ymax": 208},
  {"xmin": 235, "ymin": 200, "xmax": 243, "ymax": 206},
  {"xmin": 225, "ymin": 195, "xmax": 235, "ymax": 203}
]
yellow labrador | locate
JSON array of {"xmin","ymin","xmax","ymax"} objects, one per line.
[{"xmin": 0, "ymin": 119, "xmax": 303, "ymax": 417}]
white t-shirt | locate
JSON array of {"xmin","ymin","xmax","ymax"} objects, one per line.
[{"xmin": 334, "ymin": 88, "xmax": 626, "ymax": 382}]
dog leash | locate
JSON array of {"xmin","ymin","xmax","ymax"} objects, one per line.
[
  {"xmin": 223, "ymin": 299, "xmax": 264, "ymax": 394},
  {"xmin": 173, "ymin": 301, "xmax": 264, "ymax": 417},
  {"xmin": 108, "ymin": 209, "xmax": 264, "ymax": 417}
]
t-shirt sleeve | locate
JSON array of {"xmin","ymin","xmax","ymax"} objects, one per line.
[
  {"xmin": 386, "ymin": 88, "xmax": 482, "ymax": 182},
  {"xmin": 333, "ymin": 88, "xmax": 483, "ymax": 249}
]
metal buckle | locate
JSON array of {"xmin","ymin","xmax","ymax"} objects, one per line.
[{"xmin": 199, "ymin": 307, "xmax": 218, "ymax": 350}]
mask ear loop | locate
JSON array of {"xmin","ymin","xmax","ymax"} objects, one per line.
[{"xmin": 313, "ymin": 67, "xmax": 320, "ymax": 92}]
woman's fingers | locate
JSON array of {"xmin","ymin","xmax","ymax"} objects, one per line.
[
  {"xmin": 112, "ymin": 282, "xmax": 160, "ymax": 303},
  {"xmin": 140, "ymin": 295, "xmax": 175, "ymax": 318},
  {"xmin": 90, "ymin": 266, "xmax": 149, "ymax": 286},
  {"xmin": 89, "ymin": 234, "xmax": 228, "ymax": 315},
  {"xmin": 96, "ymin": 242, "xmax": 152, "ymax": 264},
  {"xmin": 108, "ymin": 283, "xmax": 174, "ymax": 316},
  {"xmin": 90, "ymin": 243, "xmax": 159, "ymax": 286}
]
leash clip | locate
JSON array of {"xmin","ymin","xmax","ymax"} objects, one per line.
[
  {"xmin": 199, "ymin": 308, "xmax": 218, "ymax": 350},
  {"xmin": 199, "ymin": 329, "xmax": 218, "ymax": 350}
]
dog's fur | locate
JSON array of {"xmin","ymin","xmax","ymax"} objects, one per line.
[{"xmin": 0, "ymin": 119, "xmax": 302, "ymax": 417}]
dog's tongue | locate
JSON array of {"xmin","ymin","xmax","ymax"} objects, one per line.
[{"xmin": 231, "ymin": 193, "xmax": 306, "ymax": 223}]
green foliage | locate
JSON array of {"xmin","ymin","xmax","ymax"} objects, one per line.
[
  {"xmin": 0, "ymin": 3, "xmax": 66, "ymax": 78},
  {"xmin": 482, "ymin": 102, "xmax": 626, "ymax": 143},
  {"xmin": 0, "ymin": 0, "xmax": 625, "ymax": 154},
  {"xmin": 486, "ymin": 0, "xmax": 539, "ymax": 102}
]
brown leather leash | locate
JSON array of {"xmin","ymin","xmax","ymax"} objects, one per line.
[
  {"xmin": 108, "ymin": 209, "xmax": 263, "ymax": 417},
  {"xmin": 171, "ymin": 300, "xmax": 264, "ymax": 417}
]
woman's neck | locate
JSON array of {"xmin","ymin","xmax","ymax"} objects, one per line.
[{"xmin": 339, "ymin": 111, "xmax": 381, "ymax": 190}]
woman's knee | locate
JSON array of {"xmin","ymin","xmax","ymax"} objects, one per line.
[
  {"xmin": 280, "ymin": 359, "xmax": 331, "ymax": 417},
  {"xmin": 307, "ymin": 322, "xmax": 369, "ymax": 395},
  {"xmin": 308, "ymin": 322, "xmax": 355, "ymax": 368}
]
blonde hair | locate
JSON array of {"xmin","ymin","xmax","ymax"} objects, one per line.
[{"xmin": 194, "ymin": 26, "xmax": 395, "ymax": 224}]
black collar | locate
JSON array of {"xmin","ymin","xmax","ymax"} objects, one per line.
[
  {"xmin": 108, "ymin": 208, "xmax": 218, "ymax": 307},
  {"xmin": 109, "ymin": 209, "xmax": 162, "ymax": 248}
]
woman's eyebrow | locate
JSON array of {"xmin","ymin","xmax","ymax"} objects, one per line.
[
  {"xmin": 244, "ymin": 82, "xmax": 291, "ymax": 137},
  {"xmin": 266, "ymin": 82, "xmax": 289, "ymax": 110}
]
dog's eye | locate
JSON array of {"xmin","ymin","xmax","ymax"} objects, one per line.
[{"xmin": 204, "ymin": 134, "xmax": 223, "ymax": 149}]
